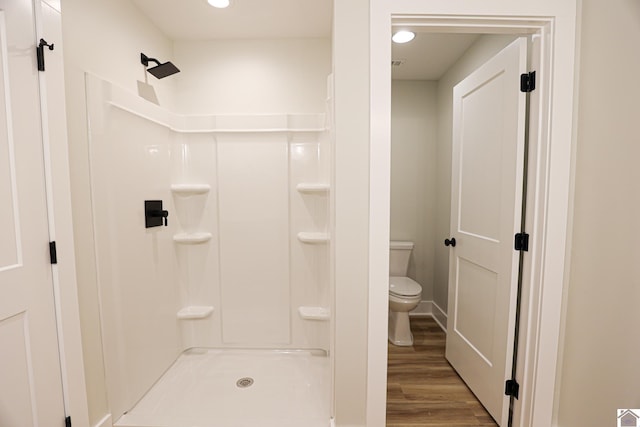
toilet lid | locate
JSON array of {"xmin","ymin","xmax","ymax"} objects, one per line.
[{"xmin": 389, "ymin": 276, "xmax": 422, "ymax": 297}]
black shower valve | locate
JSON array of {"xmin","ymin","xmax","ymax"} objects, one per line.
[
  {"xmin": 151, "ymin": 209, "xmax": 169, "ymax": 226},
  {"xmin": 145, "ymin": 200, "xmax": 169, "ymax": 228}
]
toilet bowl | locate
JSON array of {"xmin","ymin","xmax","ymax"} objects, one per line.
[{"xmin": 388, "ymin": 275, "xmax": 422, "ymax": 346}]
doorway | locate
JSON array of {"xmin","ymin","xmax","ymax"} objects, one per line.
[
  {"xmin": 388, "ymin": 32, "xmax": 527, "ymax": 426},
  {"xmin": 372, "ymin": 17, "xmax": 557, "ymax": 425}
]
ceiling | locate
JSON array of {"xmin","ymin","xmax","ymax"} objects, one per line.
[
  {"xmin": 132, "ymin": 0, "xmax": 333, "ymax": 40},
  {"xmin": 131, "ymin": 0, "xmax": 480, "ymax": 81},
  {"xmin": 392, "ymin": 33, "xmax": 480, "ymax": 80}
]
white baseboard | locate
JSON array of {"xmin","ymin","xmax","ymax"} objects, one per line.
[
  {"xmin": 409, "ymin": 300, "xmax": 448, "ymax": 333},
  {"xmin": 94, "ymin": 413, "xmax": 112, "ymax": 427},
  {"xmin": 409, "ymin": 300, "xmax": 433, "ymax": 316},
  {"xmin": 431, "ymin": 302, "xmax": 447, "ymax": 332}
]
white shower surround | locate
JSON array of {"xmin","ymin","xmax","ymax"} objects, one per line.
[{"xmin": 85, "ymin": 74, "xmax": 331, "ymax": 422}]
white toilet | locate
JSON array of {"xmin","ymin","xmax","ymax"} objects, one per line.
[{"xmin": 388, "ymin": 241, "xmax": 423, "ymax": 346}]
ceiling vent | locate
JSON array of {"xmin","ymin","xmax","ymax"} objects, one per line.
[{"xmin": 391, "ymin": 59, "xmax": 406, "ymax": 67}]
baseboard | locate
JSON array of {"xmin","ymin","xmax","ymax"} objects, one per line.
[
  {"xmin": 409, "ymin": 300, "xmax": 433, "ymax": 316},
  {"xmin": 408, "ymin": 300, "xmax": 447, "ymax": 333},
  {"xmin": 94, "ymin": 413, "xmax": 112, "ymax": 427},
  {"xmin": 431, "ymin": 302, "xmax": 448, "ymax": 332}
]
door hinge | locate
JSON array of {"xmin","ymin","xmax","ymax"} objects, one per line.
[
  {"xmin": 520, "ymin": 71, "xmax": 536, "ymax": 92},
  {"xmin": 65, "ymin": 416, "xmax": 71, "ymax": 427},
  {"xmin": 36, "ymin": 38, "xmax": 54, "ymax": 72},
  {"xmin": 49, "ymin": 241, "xmax": 58, "ymax": 264},
  {"xmin": 514, "ymin": 233, "xmax": 529, "ymax": 252},
  {"xmin": 505, "ymin": 379, "xmax": 520, "ymax": 399}
]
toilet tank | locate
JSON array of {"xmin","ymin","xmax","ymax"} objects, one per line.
[{"xmin": 389, "ymin": 241, "xmax": 414, "ymax": 276}]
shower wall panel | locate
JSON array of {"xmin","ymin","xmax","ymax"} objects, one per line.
[
  {"xmin": 172, "ymin": 133, "xmax": 221, "ymax": 350},
  {"xmin": 86, "ymin": 76, "xmax": 182, "ymax": 419},
  {"xmin": 289, "ymin": 137, "xmax": 330, "ymax": 350},
  {"xmin": 217, "ymin": 137, "xmax": 291, "ymax": 345}
]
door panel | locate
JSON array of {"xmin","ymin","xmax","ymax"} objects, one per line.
[
  {"xmin": 458, "ymin": 74, "xmax": 504, "ymax": 241},
  {"xmin": 0, "ymin": 313, "xmax": 37, "ymax": 427},
  {"xmin": 0, "ymin": 1, "xmax": 65, "ymax": 426},
  {"xmin": 446, "ymin": 38, "xmax": 527, "ymax": 425},
  {"xmin": 456, "ymin": 258, "xmax": 498, "ymax": 364}
]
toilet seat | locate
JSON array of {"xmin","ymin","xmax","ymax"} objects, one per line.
[{"xmin": 389, "ymin": 276, "xmax": 422, "ymax": 297}]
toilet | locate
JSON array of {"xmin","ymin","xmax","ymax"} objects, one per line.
[{"xmin": 388, "ymin": 241, "xmax": 423, "ymax": 346}]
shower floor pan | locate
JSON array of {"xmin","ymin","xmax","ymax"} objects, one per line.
[{"xmin": 114, "ymin": 348, "xmax": 331, "ymax": 427}]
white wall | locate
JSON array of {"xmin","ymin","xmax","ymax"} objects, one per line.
[
  {"xmin": 557, "ymin": 0, "xmax": 640, "ymax": 424},
  {"xmin": 390, "ymin": 80, "xmax": 437, "ymax": 302},
  {"xmin": 433, "ymin": 35, "xmax": 518, "ymax": 323},
  {"xmin": 173, "ymin": 38, "xmax": 330, "ymax": 114},
  {"xmin": 332, "ymin": 0, "xmax": 371, "ymax": 424},
  {"xmin": 60, "ymin": 0, "xmax": 174, "ymax": 424}
]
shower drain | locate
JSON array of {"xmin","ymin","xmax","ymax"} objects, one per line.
[{"xmin": 236, "ymin": 377, "xmax": 254, "ymax": 388}]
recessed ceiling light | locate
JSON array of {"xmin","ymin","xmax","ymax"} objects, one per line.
[
  {"xmin": 208, "ymin": 0, "xmax": 230, "ymax": 8},
  {"xmin": 392, "ymin": 31, "xmax": 415, "ymax": 44}
]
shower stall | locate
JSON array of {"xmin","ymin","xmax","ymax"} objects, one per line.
[{"xmin": 85, "ymin": 69, "xmax": 333, "ymax": 426}]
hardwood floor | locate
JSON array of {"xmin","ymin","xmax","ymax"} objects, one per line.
[{"xmin": 386, "ymin": 317, "xmax": 498, "ymax": 427}]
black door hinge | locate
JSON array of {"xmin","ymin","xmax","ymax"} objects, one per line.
[
  {"xmin": 520, "ymin": 71, "xmax": 536, "ymax": 92},
  {"xmin": 65, "ymin": 416, "xmax": 71, "ymax": 427},
  {"xmin": 36, "ymin": 38, "xmax": 54, "ymax": 72},
  {"xmin": 514, "ymin": 233, "xmax": 529, "ymax": 252},
  {"xmin": 49, "ymin": 241, "xmax": 58, "ymax": 264},
  {"xmin": 505, "ymin": 379, "xmax": 520, "ymax": 399}
]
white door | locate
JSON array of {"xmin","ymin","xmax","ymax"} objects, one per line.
[
  {"xmin": 0, "ymin": 1, "xmax": 66, "ymax": 426},
  {"xmin": 445, "ymin": 38, "xmax": 527, "ymax": 425}
]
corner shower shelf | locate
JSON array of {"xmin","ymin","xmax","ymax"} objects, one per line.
[
  {"xmin": 296, "ymin": 183, "xmax": 330, "ymax": 194},
  {"xmin": 173, "ymin": 232, "xmax": 212, "ymax": 244},
  {"xmin": 297, "ymin": 232, "xmax": 329, "ymax": 244},
  {"xmin": 298, "ymin": 306, "xmax": 330, "ymax": 321},
  {"xmin": 170, "ymin": 184, "xmax": 211, "ymax": 196},
  {"xmin": 177, "ymin": 306, "xmax": 214, "ymax": 320}
]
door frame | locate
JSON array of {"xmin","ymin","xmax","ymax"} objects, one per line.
[
  {"xmin": 33, "ymin": 0, "xmax": 90, "ymax": 425},
  {"xmin": 368, "ymin": 8, "xmax": 578, "ymax": 427}
]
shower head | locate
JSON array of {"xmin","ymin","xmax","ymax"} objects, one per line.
[{"xmin": 141, "ymin": 53, "xmax": 180, "ymax": 79}]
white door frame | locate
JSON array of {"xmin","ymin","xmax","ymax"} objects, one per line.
[
  {"xmin": 368, "ymin": 8, "xmax": 578, "ymax": 427},
  {"xmin": 33, "ymin": 0, "xmax": 90, "ymax": 425}
]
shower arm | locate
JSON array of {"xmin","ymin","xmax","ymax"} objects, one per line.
[{"xmin": 140, "ymin": 53, "xmax": 161, "ymax": 68}]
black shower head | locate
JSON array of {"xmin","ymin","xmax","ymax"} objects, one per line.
[{"xmin": 141, "ymin": 53, "xmax": 180, "ymax": 79}]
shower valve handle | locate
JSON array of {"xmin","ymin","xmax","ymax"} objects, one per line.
[
  {"xmin": 144, "ymin": 200, "xmax": 169, "ymax": 228},
  {"xmin": 150, "ymin": 210, "xmax": 169, "ymax": 226}
]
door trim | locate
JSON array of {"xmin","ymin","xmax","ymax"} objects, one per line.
[
  {"xmin": 368, "ymin": 9, "xmax": 578, "ymax": 427},
  {"xmin": 33, "ymin": 0, "xmax": 90, "ymax": 425}
]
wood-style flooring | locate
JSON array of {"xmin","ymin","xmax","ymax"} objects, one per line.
[{"xmin": 386, "ymin": 317, "xmax": 498, "ymax": 427}]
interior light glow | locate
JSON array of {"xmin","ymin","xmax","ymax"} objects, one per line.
[
  {"xmin": 392, "ymin": 31, "xmax": 415, "ymax": 44},
  {"xmin": 208, "ymin": 0, "xmax": 230, "ymax": 8}
]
